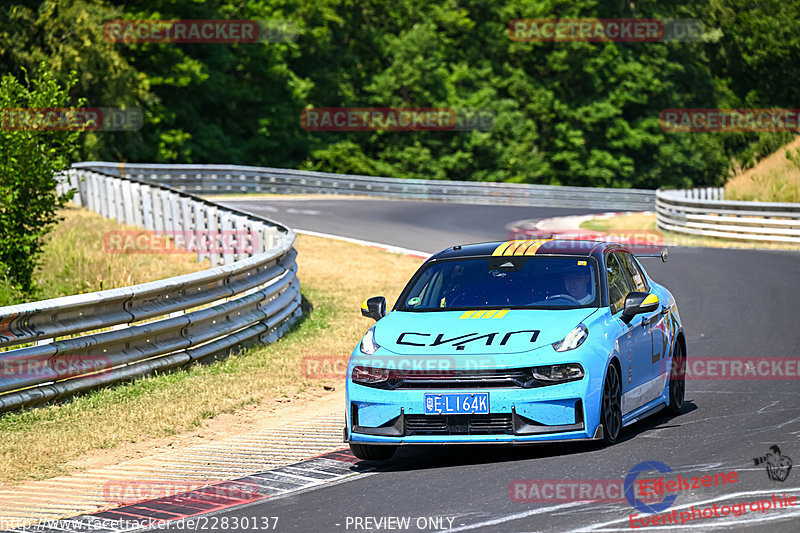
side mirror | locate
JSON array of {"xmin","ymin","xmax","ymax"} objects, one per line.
[
  {"xmin": 621, "ymin": 292, "xmax": 659, "ymax": 323},
  {"xmin": 361, "ymin": 296, "xmax": 386, "ymax": 321}
]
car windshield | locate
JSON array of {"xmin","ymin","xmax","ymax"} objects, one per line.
[{"xmin": 398, "ymin": 256, "xmax": 600, "ymax": 311}]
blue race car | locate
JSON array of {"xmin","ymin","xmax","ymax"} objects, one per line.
[{"xmin": 345, "ymin": 239, "xmax": 686, "ymax": 461}]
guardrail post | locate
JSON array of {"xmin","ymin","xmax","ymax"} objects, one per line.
[
  {"xmin": 206, "ymin": 206, "xmax": 220, "ymax": 266},
  {"xmin": 121, "ymin": 180, "xmax": 134, "ymax": 225},
  {"xmin": 68, "ymin": 170, "xmax": 83, "ymax": 207},
  {"xmin": 160, "ymin": 190, "xmax": 172, "ymax": 236},
  {"xmin": 179, "ymin": 197, "xmax": 192, "ymax": 252},
  {"xmin": 92, "ymin": 173, "xmax": 103, "ymax": 215},
  {"xmin": 141, "ymin": 185, "xmax": 154, "ymax": 230},
  {"xmin": 75, "ymin": 170, "xmax": 88, "ymax": 209},
  {"xmin": 106, "ymin": 177, "xmax": 117, "ymax": 219},
  {"xmin": 131, "ymin": 183, "xmax": 144, "ymax": 228},
  {"xmin": 152, "ymin": 188, "xmax": 164, "ymax": 233},
  {"xmin": 98, "ymin": 177, "xmax": 108, "ymax": 217},
  {"xmin": 85, "ymin": 171, "xmax": 94, "ymax": 212},
  {"xmin": 173, "ymin": 193, "xmax": 185, "ymax": 251},
  {"xmin": 220, "ymin": 212, "xmax": 234, "ymax": 265},
  {"xmin": 114, "ymin": 179, "xmax": 125, "ymax": 224},
  {"xmin": 230, "ymin": 215, "xmax": 245, "ymax": 260},
  {"xmin": 194, "ymin": 202, "xmax": 208, "ymax": 263},
  {"xmin": 250, "ymin": 222, "xmax": 266, "ymax": 254},
  {"xmin": 167, "ymin": 192, "xmax": 177, "ymax": 237},
  {"xmin": 264, "ymin": 226, "xmax": 278, "ymax": 251}
]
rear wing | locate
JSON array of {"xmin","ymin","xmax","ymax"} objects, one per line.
[{"xmin": 635, "ymin": 248, "xmax": 669, "ymax": 262}]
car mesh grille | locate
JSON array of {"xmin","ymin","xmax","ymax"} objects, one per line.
[
  {"xmin": 387, "ymin": 369, "xmax": 532, "ymax": 389},
  {"xmin": 404, "ymin": 414, "xmax": 513, "ymax": 435}
]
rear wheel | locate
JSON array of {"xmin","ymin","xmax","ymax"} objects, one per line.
[
  {"xmin": 349, "ymin": 443, "xmax": 397, "ymax": 461},
  {"xmin": 600, "ymin": 364, "xmax": 622, "ymax": 445},
  {"xmin": 666, "ymin": 341, "xmax": 686, "ymax": 415}
]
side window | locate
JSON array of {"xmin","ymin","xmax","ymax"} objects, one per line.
[
  {"xmin": 619, "ymin": 252, "xmax": 648, "ymax": 292},
  {"xmin": 606, "ymin": 253, "xmax": 633, "ymax": 314},
  {"xmin": 405, "ymin": 267, "xmax": 437, "ymax": 307},
  {"xmin": 420, "ymin": 270, "xmax": 443, "ymax": 307}
]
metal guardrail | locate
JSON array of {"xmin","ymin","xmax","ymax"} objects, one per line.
[
  {"xmin": 666, "ymin": 187, "xmax": 726, "ymax": 201},
  {"xmin": 656, "ymin": 188, "xmax": 800, "ymax": 243},
  {"xmin": 0, "ymin": 168, "xmax": 301, "ymax": 412},
  {"xmin": 73, "ymin": 162, "xmax": 657, "ymax": 211}
]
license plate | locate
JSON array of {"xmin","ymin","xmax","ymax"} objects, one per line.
[{"xmin": 424, "ymin": 393, "xmax": 489, "ymax": 415}]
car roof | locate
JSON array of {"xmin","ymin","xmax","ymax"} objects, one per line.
[{"xmin": 429, "ymin": 239, "xmax": 620, "ymax": 261}]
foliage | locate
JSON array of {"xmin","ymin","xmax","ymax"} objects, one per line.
[
  {"xmin": 0, "ymin": 67, "xmax": 82, "ymax": 292},
  {"xmin": 1, "ymin": 0, "xmax": 799, "ymax": 188}
]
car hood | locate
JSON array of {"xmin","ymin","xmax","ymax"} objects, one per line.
[{"xmin": 374, "ymin": 308, "xmax": 600, "ymax": 356}]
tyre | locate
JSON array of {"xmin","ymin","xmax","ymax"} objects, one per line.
[
  {"xmin": 600, "ymin": 364, "xmax": 622, "ymax": 445},
  {"xmin": 666, "ymin": 341, "xmax": 686, "ymax": 415},
  {"xmin": 349, "ymin": 443, "xmax": 397, "ymax": 461}
]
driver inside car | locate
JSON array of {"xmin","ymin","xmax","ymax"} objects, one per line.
[{"xmin": 563, "ymin": 267, "xmax": 594, "ymax": 305}]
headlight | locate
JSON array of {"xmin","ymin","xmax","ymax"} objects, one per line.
[
  {"xmin": 552, "ymin": 324, "xmax": 588, "ymax": 352},
  {"xmin": 351, "ymin": 365, "xmax": 391, "ymax": 384},
  {"xmin": 360, "ymin": 326, "xmax": 380, "ymax": 355},
  {"xmin": 531, "ymin": 363, "xmax": 585, "ymax": 382}
]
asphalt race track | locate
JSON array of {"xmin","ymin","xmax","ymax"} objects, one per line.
[
  {"xmin": 221, "ymin": 198, "xmax": 600, "ymax": 253},
  {"xmin": 168, "ymin": 198, "xmax": 800, "ymax": 532}
]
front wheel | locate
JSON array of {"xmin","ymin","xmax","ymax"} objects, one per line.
[
  {"xmin": 349, "ymin": 443, "xmax": 397, "ymax": 461},
  {"xmin": 666, "ymin": 341, "xmax": 686, "ymax": 415},
  {"xmin": 600, "ymin": 364, "xmax": 622, "ymax": 445}
]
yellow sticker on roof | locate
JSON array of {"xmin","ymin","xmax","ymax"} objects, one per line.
[
  {"xmin": 578, "ymin": 260, "xmax": 587, "ymax": 266},
  {"xmin": 492, "ymin": 240, "xmax": 551, "ymax": 257}
]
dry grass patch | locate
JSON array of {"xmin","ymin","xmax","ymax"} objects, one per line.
[
  {"xmin": 725, "ymin": 136, "xmax": 800, "ymax": 203},
  {"xmin": 0, "ymin": 234, "xmax": 422, "ymax": 484}
]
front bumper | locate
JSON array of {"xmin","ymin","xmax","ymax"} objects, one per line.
[{"xmin": 345, "ymin": 378, "xmax": 603, "ymax": 445}]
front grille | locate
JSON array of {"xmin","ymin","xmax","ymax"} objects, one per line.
[
  {"xmin": 386, "ymin": 369, "xmax": 534, "ymax": 389},
  {"xmin": 404, "ymin": 414, "xmax": 513, "ymax": 435}
]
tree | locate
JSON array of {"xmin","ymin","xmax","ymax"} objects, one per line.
[
  {"xmin": 0, "ymin": 67, "xmax": 82, "ymax": 292},
  {"xmin": 0, "ymin": 0, "xmax": 152, "ymax": 162}
]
